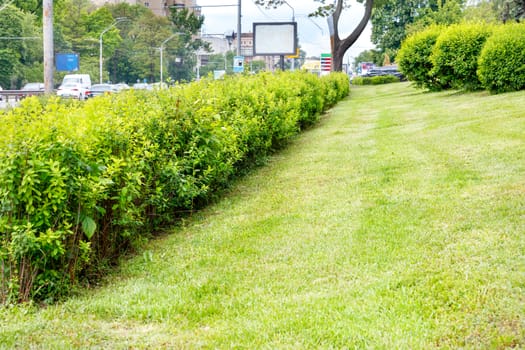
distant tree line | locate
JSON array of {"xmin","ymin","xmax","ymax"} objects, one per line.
[
  {"xmin": 0, "ymin": 0, "xmax": 212, "ymax": 88},
  {"xmin": 354, "ymin": 0, "xmax": 524, "ymax": 69}
]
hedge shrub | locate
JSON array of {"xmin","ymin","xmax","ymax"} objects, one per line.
[
  {"xmin": 478, "ymin": 22, "xmax": 525, "ymax": 94},
  {"xmin": 0, "ymin": 71, "xmax": 350, "ymax": 303},
  {"xmin": 352, "ymin": 75, "xmax": 400, "ymax": 85},
  {"xmin": 397, "ymin": 25, "xmax": 444, "ymax": 91},
  {"xmin": 430, "ymin": 23, "xmax": 493, "ymax": 91}
]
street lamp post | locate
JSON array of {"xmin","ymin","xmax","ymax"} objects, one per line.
[
  {"xmin": 160, "ymin": 33, "xmax": 184, "ymax": 88},
  {"xmin": 99, "ymin": 17, "xmax": 128, "ymax": 84},
  {"xmin": 43, "ymin": 0, "xmax": 54, "ymax": 94},
  {"xmin": 237, "ymin": 0, "xmax": 241, "ymax": 56}
]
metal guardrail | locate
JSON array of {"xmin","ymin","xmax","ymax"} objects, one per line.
[{"xmin": 0, "ymin": 90, "xmax": 48, "ymax": 102}]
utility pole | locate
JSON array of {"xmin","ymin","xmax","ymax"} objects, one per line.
[
  {"xmin": 43, "ymin": 0, "xmax": 54, "ymax": 94},
  {"xmin": 237, "ymin": 0, "xmax": 241, "ymax": 56}
]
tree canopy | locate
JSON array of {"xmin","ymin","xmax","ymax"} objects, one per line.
[
  {"xmin": 371, "ymin": 0, "xmax": 464, "ymax": 55},
  {"xmin": 255, "ymin": 0, "xmax": 386, "ymax": 71},
  {"xmin": 0, "ymin": 0, "xmax": 210, "ymax": 87},
  {"xmin": 0, "ymin": 4, "xmax": 41, "ymax": 88},
  {"xmin": 256, "ymin": 0, "xmax": 523, "ymax": 71}
]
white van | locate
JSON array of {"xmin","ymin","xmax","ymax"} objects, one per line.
[
  {"xmin": 61, "ymin": 74, "xmax": 91, "ymax": 89},
  {"xmin": 57, "ymin": 74, "xmax": 92, "ymax": 100}
]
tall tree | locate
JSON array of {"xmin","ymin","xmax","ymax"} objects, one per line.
[
  {"xmin": 107, "ymin": 3, "xmax": 209, "ymax": 83},
  {"xmin": 167, "ymin": 7, "xmax": 209, "ymax": 81},
  {"xmin": 255, "ymin": 0, "xmax": 383, "ymax": 72},
  {"xmin": 501, "ymin": 0, "xmax": 525, "ymax": 21},
  {"xmin": 372, "ymin": 0, "xmax": 463, "ymax": 54},
  {"xmin": 466, "ymin": 0, "xmax": 524, "ymax": 22},
  {"xmin": 55, "ymin": 0, "xmax": 94, "ymax": 55},
  {"xmin": 55, "ymin": 0, "xmax": 126, "ymax": 82},
  {"xmin": 352, "ymin": 48, "xmax": 383, "ymax": 68},
  {"xmin": 17, "ymin": 7, "xmax": 43, "ymax": 84},
  {"xmin": 0, "ymin": 4, "xmax": 39, "ymax": 88},
  {"xmin": 127, "ymin": 10, "xmax": 174, "ymax": 83},
  {"xmin": 1, "ymin": 0, "xmax": 63, "ymax": 20},
  {"xmin": 106, "ymin": 3, "xmax": 150, "ymax": 83},
  {"xmin": 463, "ymin": 0, "xmax": 500, "ymax": 22}
]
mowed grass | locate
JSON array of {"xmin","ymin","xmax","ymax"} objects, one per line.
[{"xmin": 1, "ymin": 83, "xmax": 524, "ymax": 349}]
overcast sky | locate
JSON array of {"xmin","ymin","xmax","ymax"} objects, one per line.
[{"xmin": 197, "ymin": 0, "xmax": 375, "ymax": 60}]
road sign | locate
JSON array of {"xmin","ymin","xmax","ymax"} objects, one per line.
[
  {"xmin": 233, "ymin": 55, "xmax": 244, "ymax": 73},
  {"xmin": 56, "ymin": 53, "xmax": 79, "ymax": 72},
  {"xmin": 320, "ymin": 53, "xmax": 331, "ymax": 72}
]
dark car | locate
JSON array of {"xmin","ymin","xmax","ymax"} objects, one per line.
[
  {"xmin": 88, "ymin": 83, "xmax": 116, "ymax": 98},
  {"xmin": 363, "ymin": 66, "xmax": 405, "ymax": 80}
]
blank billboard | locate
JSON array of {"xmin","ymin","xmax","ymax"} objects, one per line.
[
  {"xmin": 56, "ymin": 53, "xmax": 79, "ymax": 72},
  {"xmin": 253, "ymin": 22, "xmax": 297, "ymax": 56}
]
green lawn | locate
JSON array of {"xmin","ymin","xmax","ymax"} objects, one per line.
[{"xmin": 1, "ymin": 82, "xmax": 524, "ymax": 349}]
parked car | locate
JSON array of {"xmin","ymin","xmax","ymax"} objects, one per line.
[
  {"xmin": 88, "ymin": 83, "xmax": 115, "ymax": 98},
  {"xmin": 0, "ymin": 85, "xmax": 2, "ymax": 101},
  {"xmin": 57, "ymin": 82, "xmax": 90, "ymax": 100},
  {"xmin": 132, "ymin": 83, "xmax": 151, "ymax": 90},
  {"xmin": 151, "ymin": 82, "xmax": 168, "ymax": 89},
  {"xmin": 20, "ymin": 82, "xmax": 45, "ymax": 99},
  {"xmin": 113, "ymin": 83, "xmax": 130, "ymax": 91},
  {"xmin": 362, "ymin": 65, "xmax": 405, "ymax": 80},
  {"xmin": 61, "ymin": 74, "xmax": 91, "ymax": 90}
]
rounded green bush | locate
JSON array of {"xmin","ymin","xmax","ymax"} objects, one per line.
[
  {"xmin": 430, "ymin": 23, "xmax": 493, "ymax": 91},
  {"xmin": 397, "ymin": 25, "xmax": 444, "ymax": 91},
  {"xmin": 478, "ymin": 23, "xmax": 525, "ymax": 94}
]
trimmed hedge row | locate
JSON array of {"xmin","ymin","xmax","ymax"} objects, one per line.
[
  {"xmin": 398, "ymin": 22, "xmax": 525, "ymax": 93},
  {"xmin": 0, "ymin": 71, "xmax": 350, "ymax": 303},
  {"xmin": 351, "ymin": 75, "xmax": 401, "ymax": 86}
]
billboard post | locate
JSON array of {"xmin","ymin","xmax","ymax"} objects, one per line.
[
  {"xmin": 253, "ymin": 22, "xmax": 297, "ymax": 71},
  {"xmin": 56, "ymin": 53, "xmax": 79, "ymax": 72}
]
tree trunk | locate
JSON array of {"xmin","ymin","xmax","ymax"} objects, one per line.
[{"xmin": 331, "ymin": 0, "xmax": 374, "ymax": 71}]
